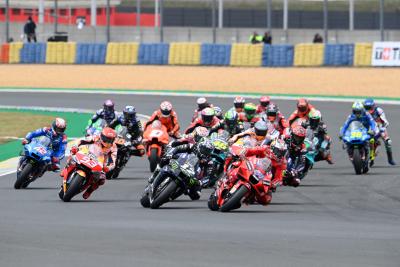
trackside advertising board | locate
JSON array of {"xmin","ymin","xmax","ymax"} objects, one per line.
[{"xmin": 372, "ymin": 42, "xmax": 400, "ymax": 66}]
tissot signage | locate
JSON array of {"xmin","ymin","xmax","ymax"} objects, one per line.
[{"xmin": 372, "ymin": 42, "xmax": 400, "ymax": 66}]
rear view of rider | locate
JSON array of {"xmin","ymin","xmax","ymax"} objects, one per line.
[
  {"xmin": 145, "ymin": 101, "xmax": 180, "ymax": 138},
  {"xmin": 288, "ymin": 98, "xmax": 315, "ymax": 126},
  {"xmin": 21, "ymin": 118, "xmax": 67, "ymax": 173},
  {"xmin": 72, "ymin": 127, "xmax": 117, "ymax": 200},
  {"xmin": 110, "ymin": 105, "xmax": 145, "ymax": 156},
  {"xmin": 363, "ymin": 98, "xmax": 396, "ymax": 165},
  {"xmin": 262, "ymin": 103, "xmax": 289, "ymax": 135},
  {"xmin": 185, "ymin": 107, "xmax": 220, "ymax": 134},
  {"xmin": 256, "ymin": 96, "xmax": 272, "ymax": 115},
  {"xmin": 307, "ymin": 109, "xmax": 333, "ymax": 164},
  {"xmin": 209, "ymin": 110, "xmax": 244, "ymax": 137},
  {"xmin": 192, "ymin": 97, "xmax": 213, "ymax": 122},
  {"xmin": 87, "ymin": 100, "xmax": 118, "ymax": 128}
]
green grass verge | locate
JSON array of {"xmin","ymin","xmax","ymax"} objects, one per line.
[{"xmin": 0, "ymin": 109, "xmax": 91, "ymax": 162}]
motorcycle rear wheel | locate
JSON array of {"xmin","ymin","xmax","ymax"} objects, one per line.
[
  {"xmin": 62, "ymin": 174, "xmax": 84, "ymax": 202},
  {"xmin": 149, "ymin": 148, "xmax": 159, "ymax": 173},
  {"xmin": 208, "ymin": 191, "xmax": 219, "ymax": 211},
  {"xmin": 220, "ymin": 185, "xmax": 248, "ymax": 212},
  {"xmin": 14, "ymin": 163, "xmax": 33, "ymax": 189},
  {"xmin": 150, "ymin": 179, "xmax": 177, "ymax": 209}
]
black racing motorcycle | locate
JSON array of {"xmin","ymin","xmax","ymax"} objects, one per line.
[
  {"xmin": 106, "ymin": 126, "xmax": 133, "ymax": 179},
  {"xmin": 140, "ymin": 152, "xmax": 201, "ymax": 209}
]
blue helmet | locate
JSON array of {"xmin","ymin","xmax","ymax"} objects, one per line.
[
  {"xmin": 123, "ymin": 105, "xmax": 136, "ymax": 120},
  {"xmin": 363, "ymin": 98, "xmax": 375, "ymax": 111}
]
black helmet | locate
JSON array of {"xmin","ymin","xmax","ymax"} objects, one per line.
[
  {"xmin": 197, "ymin": 139, "xmax": 214, "ymax": 158},
  {"xmin": 123, "ymin": 105, "xmax": 136, "ymax": 120},
  {"xmin": 254, "ymin": 120, "xmax": 268, "ymax": 138}
]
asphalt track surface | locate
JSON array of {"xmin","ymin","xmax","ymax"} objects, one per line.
[{"xmin": 1, "ymin": 92, "xmax": 399, "ymax": 267}]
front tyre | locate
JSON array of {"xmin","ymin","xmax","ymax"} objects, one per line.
[
  {"xmin": 62, "ymin": 174, "xmax": 85, "ymax": 202},
  {"xmin": 220, "ymin": 185, "xmax": 248, "ymax": 212},
  {"xmin": 14, "ymin": 163, "xmax": 33, "ymax": 189},
  {"xmin": 352, "ymin": 149, "xmax": 363, "ymax": 175},
  {"xmin": 150, "ymin": 179, "xmax": 177, "ymax": 209}
]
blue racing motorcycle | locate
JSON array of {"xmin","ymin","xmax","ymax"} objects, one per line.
[
  {"xmin": 15, "ymin": 136, "xmax": 53, "ymax": 189},
  {"xmin": 342, "ymin": 121, "xmax": 371, "ymax": 175}
]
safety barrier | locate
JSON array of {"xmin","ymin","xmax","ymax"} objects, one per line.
[
  {"xmin": 76, "ymin": 43, "xmax": 107, "ymax": 64},
  {"xmin": 106, "ymin": 43, "xmax": 139, "ymax": 64},
  {"xmin": 138, "ymin": 43, "xmax": 169, "ymax": 65},
  {"xmin": 262, "ymin": 45, "xmax": 294, "ymax": 67},
  {"xmin": 46, "ymin": 42, "xmax": 77, "ymax": 64},
  {"xmin": 20, "ymin": 43, "xmax": 47, "ymax": 64},
  {"xmin": 230, "ymin": 44, "xmax": 263, "ymax": 67},
  {"xmin": 0, "ymin": 43, "xmax": 9, "ymax": 63},
  {"xmin": 169, "ymin": 43, "xmax": 201, "ymax": 65},
  {"xmin": 324, "ymin": 44, "xmax": 354, "ymax": 66},
  {"xmin": 0, "ymin": 42, "xmax": 388, "ymax": 67},
  {"xmin": 201, "ymin": 44, "xmax": 231, "ymax": 66},
  {"xmin": 353, "ymin": 43, "xmax": 373, "ymax": 67},
  {"xmin": 8, "ymin": 42, "xmax": 24, "ymax": 64}
]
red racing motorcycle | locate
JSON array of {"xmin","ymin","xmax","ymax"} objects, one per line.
[
  {"xmin": 208, "ymin": 146, "xmax": 273, "ymax": 212},
  {"xmin": 59, "ymin": 145, "xmax": 105, "ymax": 202},
  {"xmin": 143, "ymin": 120, "xmax": 170, "ymax": 172}
]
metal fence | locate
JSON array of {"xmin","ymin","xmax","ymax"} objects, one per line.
[{"xmin": 1, "ymin": 0, "xmax": 394, "ymax": 44}]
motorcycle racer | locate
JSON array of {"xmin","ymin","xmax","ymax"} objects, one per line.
[
  {"xmin": 110, "ymin": 105, "xmax": 145, "ymax": 156},
  {"xmin": 192, "ymin": 97, "xmax": 213, "ymax": 122},
  {"xmin": 238, "ymin": 103, "xmax": 261, "ymax": 127},
  {"xmin": 209, "ymin": 110, "xmax": 244, "ymax": 137},
  {"xmin": 262, "ymin": 103, "xmax": 289, "ymax": 135},
  {"xmin": 284, "ymin": 124, "xmax": 307, "ymax": 187},
  {"xmin": 145, "ymin": 101, "xmax": 180, "ymax": 139},
  {"xmin": 288, "ymin": 98, "xmax": 315, "ymax": 126},
  {"xmin": 20, "ymin": 118, "xmax": 67, "ymax": 173},
  {"xmin": 363, "ymin": 98, "xmax": 396, "ymax": 165},
  {"xmin": 68, "ymin": 127, "xmax": 117, "ymax": 200},
  {"xmin": 185, "ymin": 107, "xmax": 221, "ymax": 134},
  {"xmin": 256, "ymin": 96, "xmax": 273, "ymax": 114},
  {"xmin": 87, "ymin": 99, "xmax": 118, "ymax": 128}
]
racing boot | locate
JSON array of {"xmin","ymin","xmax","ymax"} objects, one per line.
[
  {"xmin": 188, "ymin": 179, "xmax": 201, "ymax": 200},
  {"xmin": 385, "ymin": 139, "xmax": 396, "ymax": 165},
  {"xmin": 82, "ymin": 180, "xmax": 103, "ymax": 200},
  {"xmin": 325, "ymin": 154, "xmax": 334, "ymax": 165}
]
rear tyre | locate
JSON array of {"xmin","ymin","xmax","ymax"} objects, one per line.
[
  {"xmin": 149, "ymin": 148, "xmax": 159, "ymax": 173},
  {"xmin": 150, "ymin": 179, "xmax": 177, "ymax": 209},
  {"xmin": 14, "ymin": 163, "xmax": 33, "ymax": 189},
  {"xmin": 220, "ymin": 185, "xmax": 248, "ymax": 212},
  {"xmin": 140, "ymin": 192, "xmax": 150, "ymax": 208},
  {"xmin": 353, "ymin": 149, "xmax": 363, "ymax": 175},
  {"xmin": 62, "ymin": 174, "xmax": 84, "ymax": 202}
]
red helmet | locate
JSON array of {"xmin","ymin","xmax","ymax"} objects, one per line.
[
  {"xmin": 297, "ymin": 98, "xmax": 309, "ymax": 115},
  {"xmin": 291, "ymin": 125, "xmax": 306, "ymax": 145},
  {"xmin": 233, "ymin": 96, "xmax": 245, "ymax": 109},
  {"xmin": 160, "ymin": 101, "xmax": 173, "ymax": 117},
  {"xmin": 100, "ymin": 127, "xmax": 116, "ymax": 148},
  {"xmin": 260, "ymin": 96, "xmax": 271, "ymax": 107},
  {"xmin": 52, "ymin": 118, "xmax": 66, "ymax": 135}
]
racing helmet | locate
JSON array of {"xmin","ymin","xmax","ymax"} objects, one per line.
[
  {"xmin": 297, "ymin": 98, "xmax": 309, "ymax": 115},
  {"xmin": 363, "ymin": 98, "xmax": 375, "ymax": 112},
  {"xmin": 254, "ymin": 120, "xmax": 268, "ymax": 141},
  {"xmin": 266, "ymin": 104, "xmax": 278, "ymax": 122},
  {"xmin": 192, "ymin": 127, "xmax": 209, "ymax": 142},
  {"xmin": 197, "ymin": 139, "xmax": 214, "ymax": 158},
  {"xmin": 270, "ymin": 138, "xmax": 287, "ymax": 160},
  {"xmin": 123, "ymin": 105, "xmax": 136, "ymax": 120},
  {"xmin": 201, "ymin": 107, "xmax": 215, "ymax": 125},
  {"xmin": 291, "ymin": 125, "xmax": 306, "ymax": 145},
  {"xmin": 160, "ymin": 101, "xmax": 173, "ymax": 117},
  {"xmin": 352, "ymin": 102, "xmax": 365, "ymax": 118},
  {"xmin": 103, "ymin": 100, "xmax": 115, "ymax": 114},
  {"xmin": 260, "ymin": 96, "xmax": 271, "ymax": 107},
  {"xmin": 100, "ymin": 127, "xmax": 117, "ymax": 149},
  {"xmin": 308, "ymin": 109, "xmax": 322, "ymax": 129},
  {"xmin": 52, "ymin": 118, "xmax": 66, "ymax": 135},
  {"xmin": 244, "ymin": 103, "xmax": 257, "ymax": 119},
  {"xmin": 214, "ymin": 106, "xmax": 223, "ymax": 119},
  {"xmin": 233, "ymin": 96, "xmax": 245, "ymax": 109},
  {"xmin": 224, "ymin": 109, "xmax": 238, "ymax": 130},
  {"xmin": 197, "ymin": 97, "xmax": 208, "ymax": 110}
]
